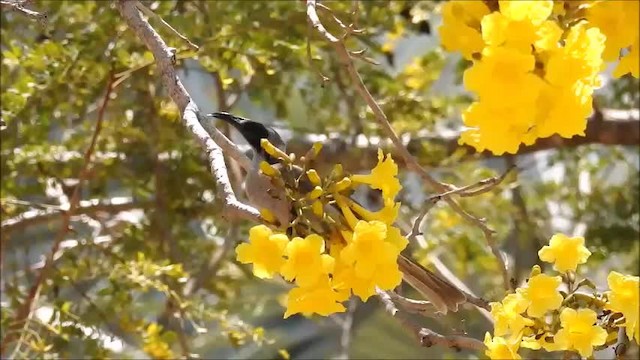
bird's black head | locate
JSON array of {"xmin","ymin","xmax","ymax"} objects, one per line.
[{"xmin": 208, "ymin": 112, "xmax": 285, "ymax": 164}]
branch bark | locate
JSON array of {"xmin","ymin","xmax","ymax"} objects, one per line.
[{"xmin": 116, "ymin": 0, "xmax": 257, "ymax": 221}]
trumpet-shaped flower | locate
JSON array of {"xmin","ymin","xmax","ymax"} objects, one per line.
[
  {"xmin": 490, "ymin": 293, "xmax": 534, "ymax": 337},
  {"xmin": 335, "ymin": 221, "xmax": 404, "ymax": 301},
  {"xmin": 538, "ymin": 233, "xmax": 591, "ymax": 272},
  {"xmin": 341, "ymin": 221, "xmax": 396, "ymax": 278},
  {"xmin": 438, "ymin": 1, "xmax": 489, "ymax": 59},
  {"xmin": 283, "ymin": 278, "xmax": 346, "ymax": 318},
  {"xmin": 553, "ymin": 308, "xmax": 608, "ymax": 357},
  {"xmin": 606, "ymin": 271, "xmax": 640, "ymax": 343},
  {"xmin": 499, "ymin": 0, "xmax": 553, "ymax": 25},
  {"xmin": 484, "ymin": 333, "xmax": 521, "ymax": 360},
  {"xmin": 280, "ymin": 234, "xmax": 334, "ymax": 287},
  {"xmin": 518, "ymin": 273, "xmax": 563, "ymax": 318},
  {"xmin": 236, "ymin": 225, "xmax": 288, "ymax": 279},
  {"xmin": 586, "ymin": 0, "xmax": 639, "ymax": 61},
  {"xmin": 351, "ymin": 149, "xmax": 402, "ymax": 206}
]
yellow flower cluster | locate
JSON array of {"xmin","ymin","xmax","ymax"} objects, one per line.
[
  {"xmin": 438, "ymin": 0, "xmax": 638, "ymax": 155},
  {"xmin": 485, "ymin": 233, "xmax": 639, "ymax": 359},
  {"xmin": 586, "ymin": 0, "xmax": 639, "ymax": 78},
  {"xmin": 235, "ymin": 147, "xmax": 409, "ymax": 318}
]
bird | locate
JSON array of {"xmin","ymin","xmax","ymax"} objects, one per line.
[
  {"xmin": 210, "ymin": 111, "xmax": 299, "ymax": 228},
  {"xmin": 207, "ymin": 111, "xmax": 467, "ymax": 314}
]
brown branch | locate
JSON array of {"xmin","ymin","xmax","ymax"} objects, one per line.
[
  {"xmin": 429, "ymin": 165, "xmax": 515, "ymax": 200},
  {"xmin": 1, "ymin": 73, "xmax": 115, "ymax": 356},
  {"xmin": 1, "ymin": 198, "xmax": 148, "ymax": 235},
  {"xmin": 306, "ymin": 0, "xmax": 510, "ymax": 290},
  {"xmin": 116, "ymin": 0, "xmax": 257, "ymax": 219},
  {"xmin": 376, "ymin": 289, "xmax": 485, "ymax": 353},
  {"xmin": 284, "ymin": 109, "xmax": 640, "ymax": 169}
]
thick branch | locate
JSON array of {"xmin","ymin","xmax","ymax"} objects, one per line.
[
  {"xmin": 116, "ymin": 0, "xmax": 257, "ymax": 220},
  {"xmin": 286, "ymin": 109, "xmax": 640, "ymax": 169}
]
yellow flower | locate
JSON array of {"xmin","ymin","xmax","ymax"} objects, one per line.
[
  {"xmin": 481, "ymin": 12, "xmax": 539, "ymax": 53},
  {"xmin": 490, "ymin": 293, "xmax": 534, "ymax": 337},
  {"xmin": 586, "ymin": 0, "xmax": 639, "ymax": 62},
  {"xmin": 544, "ymin": 23, "xmax": 605, "ymax": 88},
  {"xmin": 439, "ymin": 20, "xmax": 485, "ymax": 60},
  {"xmin": 351, "ymin": 149, "xmax": 402, "ymax": 206},
  {"xmin": 521, "ymin": 333, "xmax": 565, "ymax": 352},
  {"xmin": 553, "ymin": 308, "xmax": 608, "ymax": 357},
  {"xmin": 533, "ymin": 20, "xmax": 563, "ymax": 52},
  {"xmin": 606, "ymin": 271, "xmax": 640, "ymax": 343},
  {"xmin": 484, "ymin": 332, "xmax": 521, "ymax": 360},
  {"xmin": 283, "ymin": 278, "xmax": 346, "ymax": 318},
  {"xmin": 518, "ymin": 273, "xmax": 563, "ymax": 318},
  {"xmin": 346, "ymin": 196, "xmax": 400, "ymax": 226},
  {"xmin": 280, "ymin": 234, "xmax": 335, "ymax": 287},
  {"xmin": 533, "ymin": 82, "xmax": 594, "ymax": 139},
  {"xmin": 538, "ymin": 233, "xmax": 591, "ymax": 273},
  {"xmin": 499, "ymin": 0, "xmax": 553, "ymax": 25},
  {"xmin": 438, "ymin": 1, "xmax": 489, "ymax": 60},
  {"xmin": 336, "ymin": 221, "xmax": 404, "ymax": 301},
  {"xmin": 459, "ymin": 101, "xmax": 539, "ymax": 155},
  {"xmin": 464, "ymin": 46, "xmax": 539, "ymax": 102},
  {"xmin": 236, "ymin": 225, "xmax": 288, "ymax": 279},
  {"xmin": 333, "ymin": 260, "xmax": 401, "ymax": 302},
  {"xmin": 341, "ymin": 221, "xmax": 396, "ymax": 278}
]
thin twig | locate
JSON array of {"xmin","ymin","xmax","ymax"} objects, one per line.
[
  {"xmin": 408, "ymin": 197, "xmax": 440, "ymax": 243},
  {"xmin": 0, "ymin": 73, "xmax": 116, "ymax": 356},
  {"xmin": 135, "ymin": 1, "xmax": 199, "ymax": 50},
  {"xmin": 429, "ymin": 165, "xmax": 515, "ymax": 200},
  {"xmin": 306, "ymin": 0, "xmax": 510, "ymax": 291},
  {"xmin": 307, "ymin": 19, "xmax": 330, "ymax": 84}
]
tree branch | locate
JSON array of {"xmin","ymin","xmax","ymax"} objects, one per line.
[
  {"xmin": 1, "ymin": 0, "xmax": 46, "ymax": 23},
  {"xmin": 1, "ymin": 197, "xmax": 148, "ymax": 236},
  {"xmin": 284, "ymin": 109, "xmax": 640, "ymax": 169},
  {"xmin": 306, "ymin": 0, "xmax": 510, "ymax": 290},
  {"xmin": 116, "ymin": 0, "xmax": 257, "ymax": 220},
  {"xmin": 377, "ymin": 289, "xmax": 485, "ymax": 352}
]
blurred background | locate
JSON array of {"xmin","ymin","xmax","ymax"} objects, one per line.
[{"xmin": 1, "ymin": 1, "xmax": 638, "ymax": 358}]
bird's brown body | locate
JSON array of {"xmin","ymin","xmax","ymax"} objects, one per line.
[{"xmin": 244, "ymin": 157, "xmax": 293, "ymax": 227}]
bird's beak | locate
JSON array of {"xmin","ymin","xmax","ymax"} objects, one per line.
[{"xmin": 207, "ymin": 112, "xmax": 244, "ymax": 130}]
